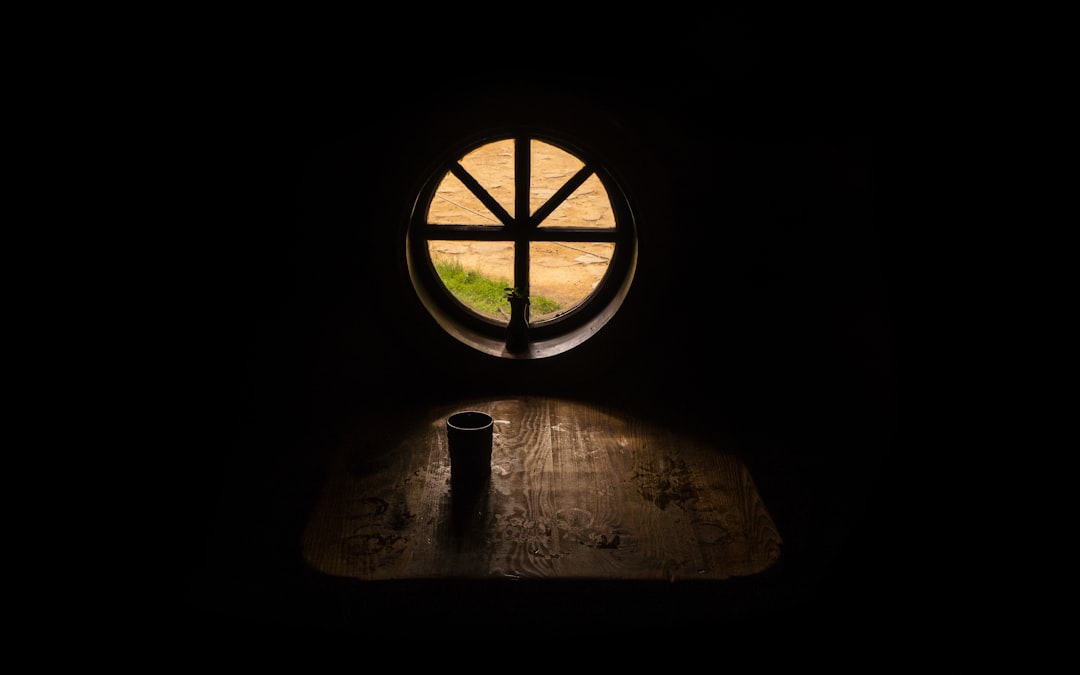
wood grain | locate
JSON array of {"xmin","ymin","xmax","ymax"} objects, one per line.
[{"xmin": 302, "ymin": 397, "xmax": 781, "ymax": 582}]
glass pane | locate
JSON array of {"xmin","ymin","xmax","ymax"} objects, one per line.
[
  {"xmin": 428, "ymin": 172, "xmax": 502, "ymax": 226},
  {"xmin": 530, "ymin": 140, "xmax": 584, "ymax": 220},
  {"xmin": 538, "ymin": 173, "xmax": 615, "ymax": 229},
  {"xmin": 530, "ymin": 139, "xmax": 613, "ymax": 228},
  {"xmin": 428, "ymin": 240, "xmax": 515, "ymax": 324},
  {"xmin": 529, "ymin": 241, "xmax": 614, "ymax": 321},
  {"xmin": 457, "ymin": 139, "xmax": 516, "ymax": 219}
]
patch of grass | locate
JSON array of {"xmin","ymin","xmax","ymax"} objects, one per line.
[{"xmin": 435, "ymin": 259, "xmax": 562, "ymax": 316}]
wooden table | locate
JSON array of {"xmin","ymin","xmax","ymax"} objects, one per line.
[{"xmin": 302, "ymin": 396, "xmax": 781, "ymax": 583}]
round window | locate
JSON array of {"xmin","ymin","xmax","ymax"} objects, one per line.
[{"xmin": 406, "ymin": 129, "xmax": 637, "ymax": 359}]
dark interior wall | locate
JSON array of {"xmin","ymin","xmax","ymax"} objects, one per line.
[
  {"xmin": 203, "ymin": 41, "xmax": 892, "ymax": 434},
  {"xmin": 177, "ymin": 12, "xmax": 909, "ymax": 631}
]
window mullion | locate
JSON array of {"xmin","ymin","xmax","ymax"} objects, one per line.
[
  {"xmin": 449, "ymin": 163, "xmax": 513, "ymax": 226},
  {"xmin": 531, "ymin": 165, "xmax": 594, "ymax": 226},
  {"xmin": 513, "ymin": 135, "xmax": 531, "ymax": 294}
]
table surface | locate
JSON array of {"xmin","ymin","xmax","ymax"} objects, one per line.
[{"xmin": 302, "ymin": 396, "xmax": 782, "ymax": 582}]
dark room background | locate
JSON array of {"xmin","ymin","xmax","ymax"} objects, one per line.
[{"xmin": 169, "ymin": 11, "xmax": 919, "ymax": 632}]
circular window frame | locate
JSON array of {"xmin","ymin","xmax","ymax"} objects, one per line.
[{"xmin": 405, "ymin": 126, "xmax": 638, "ymax": 359}]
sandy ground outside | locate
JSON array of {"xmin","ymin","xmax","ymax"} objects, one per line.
[{"xmin": 426, "ymin": 139, "xmax": 618, "ymax": 314}]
